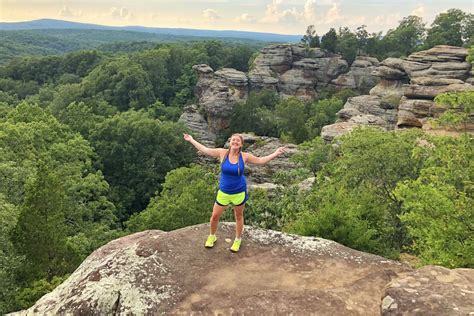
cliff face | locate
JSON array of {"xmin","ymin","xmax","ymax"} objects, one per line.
[
  {"xmin": 11, "ymin": 224, "xmax": 473, "ymax": 315},
  {"xmin": 322, "ymin": 45, "xmax": 473, "ymax": 141}
]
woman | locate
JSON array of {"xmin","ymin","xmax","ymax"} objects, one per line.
[{"xmin": 183, "ymin": 133, "xmax": 286, "ymax": 252}]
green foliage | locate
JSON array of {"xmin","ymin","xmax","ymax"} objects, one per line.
[
  {"xmin": 0, "ymin": 103, "xmax": 119, "ymax": 309},
  {"xmin": 228, "ymin": 89, "xmax": 280, "ymax": 137},
  {"xmin": 126, "ymin": 164, "xmax": 217, "ymax": 232},
  {"xmin": 291, "ymin": 137, "xmax": 333, "ymax": 174},
  {"xmin": 0, "ymin": 194, "xmax": 22, "ymax": 315},
  {"xmin": 90, "ymin": 109, "xmax": 195, "ymax": 219},
  {"xmin": 82, "ymin": 57, "xmax": 155, "ymax": 111},
  {"xmin": 11, "ymin": 162, "xmax": 79, "ymax": 282},
  {"xmin": 305, "ymin": 97, "xmax": 344, "ymax": 138},
  {"xmin": 287, "ymin": 187, "xmax": 398, "ymax": 258},
  {"xmin": 383, "ymin": 16, "xmax": 426, "ymax": 57},
  {"xmin": 301, "ymin": 25, "xmax": 320, "ymax": 48},
  {"xmin": 276, "ymin": 97, "xmax": 309, "ymax": 143},
  {"xmin": 14, "ymin": 275, "xmax": 69, "ymax": 311},
  {"xmin": 285, "ymin": 128, "xmax": 427, "ymax": 258},
  {"xmin": 333, "ymin": 88, "xmax": 359, "ymax": 103},
  {"xmin": 395, "ymin": 136, "xmax": 473, "ymax": 268},
  {"xmin": 336, "ymin": 27, "xmax": 358, "ymax": 65},
  {"xmin": 425, "ymin": 9, "xmax": 471, "ymax": 48},
  {"xmin": 320, "ymin": 28, "xmax": 337, "ymax": 53},
  {"xmin": 434, "ymin": 91, "xmax": 474, "ymax": 134}
]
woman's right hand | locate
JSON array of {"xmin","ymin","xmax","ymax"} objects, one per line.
[{"xmin": 183, "ymin": 133, "xmax": 194, "ymax": 142}]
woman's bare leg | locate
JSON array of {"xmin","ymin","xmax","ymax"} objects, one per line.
[
  {"xmin": 233, "ymin": 203, "xmax": 245, "ymax": 239},
  {"xmin": 210, "ymin": 203, "xmax": 227, "ymax": 235}
]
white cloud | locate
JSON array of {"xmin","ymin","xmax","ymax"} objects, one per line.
[
  {"xmin": 235, "ymin": 13, "xmax": 257, "ymax": 23},
  {"xmin": 374, "ymin": 13, "xmax": 401, "ymax": 28},
  {"xmin": 304, "ymin": 0, "xmax": 318, "ymax": 21},
  {"xmin": 303, "ymin": 0, "xmax": 344, "ymax": 25},
  {"xmin": 261, "ymin": 0, "xmax": 302, "ymax": 24},
  {"xmin": 203, "ymin": 8, "xmax": 221, "ymax": 22},
  {"xmin": 324, "ymin": 2, "xmax": 343, "ymax": 23},
  {"xmin": 411, "ymin": 4, "xmax": 425, "ymax": 18},
  {"xmin": 58, "ymin": 5, "xmax": 81, "ymax": 18},
  {"xmin": 110, "ymin": 7, "xmax": 131, "ymax": 19}
]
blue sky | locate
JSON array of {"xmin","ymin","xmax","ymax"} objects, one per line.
[{"xmin": 1, "ymin": 0, "xmax": 472, "ymax": 35}]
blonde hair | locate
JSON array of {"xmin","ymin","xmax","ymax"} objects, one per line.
[{"xmin": 222, "ymin": 133, "xmax": 244, "ymax": 176}]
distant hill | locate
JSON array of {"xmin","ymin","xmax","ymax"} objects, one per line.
[
  {"xmin": 0, "ymin": 19, "xmax": 302, "ymax": 43},
  {"xmin": 0, "ymin": 28, "xmax": 269, "ymax": 64}
]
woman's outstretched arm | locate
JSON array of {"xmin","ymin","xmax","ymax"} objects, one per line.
[
  {"xmin": 244, "ymin": 147, "xmax": 286, "ymax": 165},
  {"xmin": 183, "ymin": 133, "xmax": 224, "ymax": 159}
]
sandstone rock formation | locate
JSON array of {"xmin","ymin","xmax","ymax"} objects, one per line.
[
  {"xmin": 381, "ymin": 265, "xmax": 474, "ymax": 315},
  {"xmin": 322, "ymin": 45, "xmax": 473, "ymax": 142},
  {"xmin": 178, "ymin": 104, "xmax": 216, "ymax": 147},
  {"xmin": 13, "ymin": 224, "xmax": 473, "ymax": 315},
  {"xmin": 190, "ymin": 44, "xmax": 380, "ymax": 138},
  {"xmin": 192, "ymin": 64, "xmax": 248, "ymax": 132},
  {"xmin": 330, "ymin": 56, "xmax": 380, "ymax": 93}
]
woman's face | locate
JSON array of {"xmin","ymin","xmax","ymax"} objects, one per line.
[{"xmin": 230, "ymin": 135, "xmax": 243, "ymax": 150}]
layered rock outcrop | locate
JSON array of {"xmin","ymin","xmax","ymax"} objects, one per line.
[
  {"xmin": 186, "ymin": 44, "xmax": 380, "ymax": 138},
  {"xmin": 322, "ymin": 45, "xmax": 473, "ymax": 142},
  {"xmin": 13, "ymin": 224, "xmax": 473, "ymax": 315},
  {"xmin": 192, "ymin": 64, "xmax": 248, "ymax": 132},
  {"xmin": 330, "ymin": 56, "xmax": 380, "ymax": 93}
]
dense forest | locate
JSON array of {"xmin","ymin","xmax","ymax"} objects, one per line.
[{"xmin": 0, "ymin": 8, "xmax": 473, "ymax": 314}]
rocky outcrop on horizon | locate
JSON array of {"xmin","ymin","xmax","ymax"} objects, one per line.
[
  {"xmin": 322, "ymin": 45, "xmax": 473, "ymax": 142},
  {"xmin": 11, "ymin": 224, "xmax": 473, "ymax": 315}
]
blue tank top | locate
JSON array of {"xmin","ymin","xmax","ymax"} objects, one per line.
[{"xmin": 219, "ymin": 152, "xmax": 247, "ymax": 194}]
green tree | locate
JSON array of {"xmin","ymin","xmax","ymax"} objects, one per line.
[
  {"xmin": 301, "ymin": 25, "xmax": 320, "ymax": 48},
  {"xmin": 229, "ymin": 89, "xmax": 279, "ymax": 137},
  {"xmin": 396, "ymin": 135, "xmax": 473, "ymax": 268},
  {"xmin": 275, "ymin": 97, "xmax": 308, "ymax": 143},
  {"xmin": 286, "ymin": 128, "xmax": 427, "ymax": 257},
  {"xmin": 305, "ymin": 97, "xmax": 344, "ymax": 138},
  {"xmin": 0, "ymin": 194, "xmax": 22, "ymax": 314},
  {"xmin": 321, "ymin": 28, "xmax": 338, "ymax": 53},
  {"xmin": 82, "ymin": 57, "xmax": 155, "ymax": 111},
  {"xmin": 336, "ymin": 27, "xmax": 358, "ymax": 64},
  {"xmin": 383, "ymin": 16, "xmax": 426, "ymax": 57},
  {"xmin": 434, "ymin": 91, "xmax": 474, "ymax": 134},
  {"xmin": 126, "ymin": 164, "xmax": 217, "ymax": 232},
  {"xmin": 90, "ymin": 110, "xmax": 195, "ymax": 219},
  {"xmin": 11, "ymin": 162, "xmax": 79, "ymax": 282},
  {"xmin": 425, "ymin": 9, "xmax": 469, "ymax": 48},
  {"xmin": 355, "ymin": 25, "xmax": 369, "ymax": 55}
]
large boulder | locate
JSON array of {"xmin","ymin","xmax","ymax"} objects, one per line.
[
  {"xmin": 314, "ymin": 56, "xmax": 349, "ymax": 88},
  {"xmin": 13, "ymin": 225, "xmax": 473, "ymax": 315},
  {"xmin": 178, "ymin": 104, "xmax": 216, "ymax": 147},
  {"xmin": 381, "ymin": 265, "xmax": 474, "ymax": 315},
  {"xmin": 11, "ymin": 224, "xmax": 409, "ymax": 315},
  {"xmin": 332, "ymin": 56, "xmax": 380, "ymax": 92},
  {"xmin": 406, "ymin": 45, "xmax": 469, "ymax": 63},
  {"xmin": 321, "ymin": 121, "xmax": 359, "ymax": 143},
  {"xmin": 336, "ymin": 95, "xmax": 399, "ymax": 130},
  {"xmin": 193, "ymin": 65, "xmax": 248, "ymax": 132},
  {"xmin": 278, "ymin": 58, "xmax": 319, "ymax": 100},
  {"xmin": 403, "ymin": 83, "xmax": 474, "ymax": 99}
]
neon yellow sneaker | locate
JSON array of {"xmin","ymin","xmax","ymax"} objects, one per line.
[
  {"xmin": 205, "ymin": 235, "xmax": 217, "ymax": 248},
  {"xmin": 230, "ymin": 239, "xmax": 241, "ymax": 252}
]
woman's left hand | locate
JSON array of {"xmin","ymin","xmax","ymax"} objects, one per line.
[{"xmin": 275, "ymin": 146, "xmax": 287, "ymax": 156}]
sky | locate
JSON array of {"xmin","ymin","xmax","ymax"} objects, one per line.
[{"xmin": 1, "ymin": 0, "xmax": 473, "ymax": 35}]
